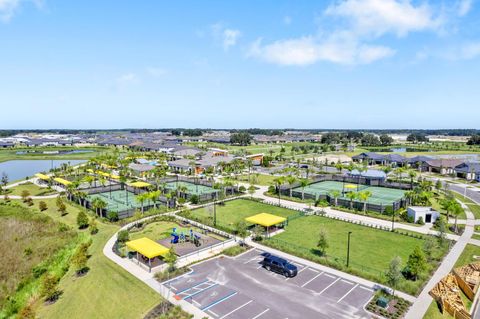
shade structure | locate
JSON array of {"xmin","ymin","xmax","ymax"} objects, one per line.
[
  {"xmin": 245, "ymin": 213, "xmax": 287, "ymax": 227},
  {"xmin": 345, "ymin": 184, "xmax": 357, "ymax": 189},
  {"xmin": 35, "ymin": 173, "xmax": 50, "ymax": 180},
  {"xmin": 53, "ymin": 177, "xmax": 72, "ymax": 186},
  {"xmin": 126, "ymin": 237, "xmax": 169, "ymax": 259},
  {"xmin": 129, "ymin": 181, "xmax": 151, "ymax": 188}
]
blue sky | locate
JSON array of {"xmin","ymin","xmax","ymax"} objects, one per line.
[{"xmin": 1, "ymin": 0, "xmax": 479, "ymax": 129}]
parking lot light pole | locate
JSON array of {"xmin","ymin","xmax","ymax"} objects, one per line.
[{"xmin": 346, "ymin": 231, "xmax": 352, "ymax": 268}]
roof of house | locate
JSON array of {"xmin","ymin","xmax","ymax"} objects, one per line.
[
  {"xmin": 455, "ymin": 162, "xmax": 480, "ymax": 174},
  {"xmin": 128, "ymin": 163, "xmax": 155, "ymax": 172},
  {"xmin": 406, "ymin": 155, "xmax": 434, "ymax": 163},
  {"xmin": 424, "ymin": 159, "xmax": 465, "ymax": 169}
]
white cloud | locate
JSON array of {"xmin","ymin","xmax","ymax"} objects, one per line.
[
  {"xmin": 457, "ymin": 0, "xmax": 473, "ymax": 16},
  {"xmin": 210, "ymin": 23, "xmax": 241, "ymax": 51},
  {"xmin": 0, "ymin": 0, "xmax": 43, "ymax": 23},
  {"xmin": 247, "ymin": 34, "xmax": 395, "ymax": 66},
  {"xmin": 146, "ymin": 67, "xmax": 167, "ymax": 77},
  {"xmin": 116, "ymin": 73, "xmax": 139, "ymax": 86},
  {"xmin": 0, "ymin": 0, "xmax": 20, "ymax": 22},
  {"xmin": 325, "ymin": 0, "xmax": 442, "ymax": 37}
]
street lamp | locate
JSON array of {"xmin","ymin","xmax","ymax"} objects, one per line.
[{"xmin": 346, "ymin": 231, "xmax": 352, "ymax": 268}]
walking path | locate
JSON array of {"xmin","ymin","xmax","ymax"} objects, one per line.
[
  {"xmin": 405, "ymin": 200, "xmax": 475, "ymax": 319},
  {"xmin": 1, "ymin": 177, "xmax": 60, "ymax": 199}
]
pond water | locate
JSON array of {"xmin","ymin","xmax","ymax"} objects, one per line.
[
  {"xmin": 368, "ymin": 147, "xmax": 433, "ymax": 153},
  {"xmin": 15, "ymin": 149, "xmax": 93, "ymax": 155},
  {"xmin": 0, "ymin": 159, "xmax": 86, "ymax": 182}
]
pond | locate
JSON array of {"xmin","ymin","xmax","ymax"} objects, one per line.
[
  {"xmin": 15, "ymin": 149, "xmax": 94, "ymax": 155},
  {"xmin": 0, "ymin": 160, "xmax": 86, "ymax": 182},
  {"xmin": 365, "ymin": 147, "xmax": 433, "ymax": 153}
]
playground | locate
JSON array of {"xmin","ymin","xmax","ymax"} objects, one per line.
[
  {"xmin": 292, "ymin": 180, "xmax": 405, "ymax": 205},
  {"xmin": 179, "ymin": 199, "xmax": 300, "ymax": 232},
  {"xmin": 129, "ymin": 220, "xmax": 227, "ymax": 257},
  {"xmin": 87, "ymin": 189, "xmax": 155, "ymax": 212},
  {"xmin": 163, "ymin": 181, "xmax": 217, "ymax": 196}
]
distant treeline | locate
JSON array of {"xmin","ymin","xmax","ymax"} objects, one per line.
[{"xmin": 0, "ymin": 128, "xmax": 478, "ymax": 137}]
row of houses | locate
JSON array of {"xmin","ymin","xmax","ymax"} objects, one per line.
[{"xmin": 352, "ymin": 152, "xmax": 480, "ymax": 181}]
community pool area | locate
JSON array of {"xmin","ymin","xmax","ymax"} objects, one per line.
[{"xmin": 293, "ymin": 180, "xmax": 405, "ymax": 205}]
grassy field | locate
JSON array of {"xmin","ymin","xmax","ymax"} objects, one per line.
[
  {"xmin": 2, "ymin": 197, "xmax": 161, "ymax": 319},
  {"xmin": 179, "ymin": 199, "xmax": 300, "ymax": 232},
  {"xmin": 424, "ymin": 244, "xmax": 480, "ymax": 319},
  {"xmin": 0, "ymin": 203, "xmax": 78, "ymax": 316},
  {"xmin": 263, "ymin": 215, "xmax": 448, "ymax": 295},
  {"xmin": 7, "ymin": 182, "xmax": 57, "ymax": 196},
  {"xmin": 430, "ymin": 194, "xmax": 467, "ymax": 220},
  {"xmin": 451, "ymin": 192, "xmax": 480, "ymax": 219},
  {"xmin": 0, "ymin": 146, "xmax": 113, "ymax": 163}
]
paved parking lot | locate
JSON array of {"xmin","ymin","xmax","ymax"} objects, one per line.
[{"xmin": 164, "ymin": 249, "xmax": 374, "ymax": 319}]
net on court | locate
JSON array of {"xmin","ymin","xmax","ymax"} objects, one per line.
[
  {"xmin": 292, "ymin": 180, "xmax": 405, "ymax": 205},
  {"xmin": 163, "ymin": 181, "xmax": 217, "ymax": 195},
  {"xmin": 87, "ymin": 190, "xmax": 155, "ymax": 212}
]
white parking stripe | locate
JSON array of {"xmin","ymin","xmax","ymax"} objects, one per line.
[
  {"xmin": 208, "ymin": 309, "xmax": 219, "ymax": 317},
  {"xmin": 318, "ymin": 277, "xmax": 340, "ymax": 294},
  {"xmin": 340, "ymin": 279, "xmax": 354, "ymax": 285},
  {"xmin": 323, "ymin": 273, "xmax": 335, "ymax": 278},
  {"xmin": 220, "ymin": 300, "xmax": 253, "ymax": 319},
  {"xmin": 251, "ymin": 308, "xmax": 269, "ymax": 319},
  {"xmin": 244, "ymin": 256, "xmax": 262, "ymax": 264},
  {"xmin": 360, "ymin": 286, "xmax": 374, "ymax": 292},
  {"xmin": 301, "ymin": 272, "xmax": 324, "ymax": 288},
  {"xmin": 337, "ymin": 284, "xmax": 359, "ymax": 303}
]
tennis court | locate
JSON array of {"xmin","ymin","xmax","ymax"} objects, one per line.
[
  {"xmin": 87, "ymin": 190, "xmax": 155, "ymax": 212},
  {"xmin": 164, "ymin": 181, "xmax": 217, "ymax": 196},
  {"xmin": 293, "ymin": 181, "xmax": 405, "ymax": 205}
]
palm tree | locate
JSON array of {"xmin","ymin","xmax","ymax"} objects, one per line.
[
  {"xmin": 335, "ymin": 162, "xmax": 343, "ymax": 174},
  {"xmin": 408, "ymin": 169, "xmax": 417, "ymax": 189},
  {"xmin": 357, "ymin": 191, "xmax": 372, "ymax": 214},
  {"xmin": 96, "ymin": 198, "xmax": 107, "ymax": 217},
  {"xmin": 136, "ymin": 193, "xmax": 147, "ymax": 214},
  {"xmin": 329, "ymin": 190, "xmax": 341, "ymax": 206},
  {"xmin": 223, "ymin": 178, "xmax": 234, "ymax": 195},
  {"xmin": 272, "ymin": 176, "xmax": 285, "ymax": 205},
  {"xmin": 299, "ymin": 178, "xmax": 309, "ymax": 200},
  {"xmin": 286, "ymin": 176, "xmax": 297, "ymax": 197},
  {"xmin": 148, "ymin": 190, "xmax": 160, "ymax": 209},
  {"xmin": 452, "ymin": 202, "xmax": 463, "ymax": 233},
  {"xmin": 346, "ymin": 191, "xmax": 357, "ymax": 210}
]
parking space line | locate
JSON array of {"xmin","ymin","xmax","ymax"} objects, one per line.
[
  {"xmin": 244, "ymin": 256, "xmax": 262, "ymax": 264},
  {"xmin": 220, "ymin": 300, "xmax": 253, "ymax": 318},
  {"xmin": 340, "ymin": 279, "xmax": 354, "ymax": 285},
  {"xmin": 301, "ymin": 272, "xmax": 324, "ymax": 288},
  {"xmin": 202, "ymin": 291, "xmax": 238, "ymax": 311},
  {"xmin": 308, "ymin": 268, "xmax": 319, "ymax": 273},
  {"xmin": 323, "ymin": 273, "xmax": 335, "ymax": 278},
  {"xmin": 175, "ymin": 279, "xmax": 209, "ymax": 295},
  {"xmin": 251, "ymin": 308, "xmax": 269, "ymax": 319},
  {"xmin": 182, "ymin": 283, "xmax": 218, "ymax": 300},
  {"xmin": 359, "ymin": 286, "xmax": 374, "ymax": 292},
  {"xmin": 318, "ymin": 277, "xmax": 340, "ymax": 294},
  {"xmin": 337, "ymin": 284, "xmax": 359, "ymax": 303},
  {"xmin": 208, "ymin": 309, "xmax": 219, "ymax": 318}
]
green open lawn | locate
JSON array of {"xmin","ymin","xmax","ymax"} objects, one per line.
[
  {"xmin": 0, "ymin": 146, "xmax": 113, "ymax": 163},
  {"xmin": 451, "ymin": 192, "xmax": 480, "ymax": 219},
  {"xmin": 7, "ymin": 182, "xmax": 57, "ymax": 197},
  {"xmin": 264, "ymin": 215, "xmax": 448, "ymax": 295},
  {"xmin": 179, "ymin": 199, "xmax": 300, "ymax": 232},
  {"xmin": 430, "ymin": 194, "xmax": 467, "ymax": 220}
]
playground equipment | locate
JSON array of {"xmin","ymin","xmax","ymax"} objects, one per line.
[{"xmin": 170, "ymin": 228, "xmax": 202, "ymax": 247}]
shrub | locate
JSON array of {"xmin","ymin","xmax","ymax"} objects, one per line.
[
  {"xmin": 189, "ymin": 195, "xmax": 199, "ymax": 205},
  {"xmin": 238, "ymin": 185, "xmax": 246, "ymax": 193},
  {"xmin": 39, "ymin": 201, "xmax": 48, "ymax": 211},
  {"xmin": 107, "ymin": 211, "xmax": 119, "ymax": 222},
  {"xmin": 117, "ymin": 230, "xmax": 130, "ymax": 243},
  {"xmin": 416, "ymin": 216, "xmax": 425, "ymax": 225},
  {"xmin": 89, "ymin": 218, "xmax": 98, "ymax": 234},
  {"xmin": 41, "ymin": 273, "xmax": 60, "ymax": 302},
  {"xmin": 76, "ymin": 211, "xmax": 89, "ymax": 229},
  {"xmin": 223, "ymin": 245, "xmax": 248, "ymax": 257}
]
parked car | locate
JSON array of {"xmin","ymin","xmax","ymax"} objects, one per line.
[{"xmin": 262, "ymin": 254, "xmax": 298, "ymax": 277}]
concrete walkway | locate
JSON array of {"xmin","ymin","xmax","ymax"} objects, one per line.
[{"xmin": 405, "ymin": 200, "xmax": 475, "ymax": 319}]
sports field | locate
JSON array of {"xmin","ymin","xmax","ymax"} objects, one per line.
[
  {"xmin": 293, "ymin": 180, "xmax": 405, "ymax": 205},
  {"xmin": 164, "ymin": 181, "xmax": 217, "ymax": 195},
  {"xmin": 87, "ymin": 190, "xmax": 155, "ymax": 212}
]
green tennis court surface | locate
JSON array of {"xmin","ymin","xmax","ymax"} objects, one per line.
[
  {"xmin": 87, "ymin": 190, "xmax": 155, "ymax": 212},
  {"xmin": 293, "ymin": 181, "xmax": 405, "ymax": 205},
  {"xmin": 164, "ymin": 181, "xmax": 217, "ymax": 195}
]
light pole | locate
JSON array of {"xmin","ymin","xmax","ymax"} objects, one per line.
[
  {"xmin": 347, "ymin": 231, "xmax": 352, "ymax": 268},
  {"xmin": 392, "ymin": 208, "xmax": 395, "ymax": 231},
  {"xmin": 213, "ymin": 198, "xmax": 217, "ymax": 226}
]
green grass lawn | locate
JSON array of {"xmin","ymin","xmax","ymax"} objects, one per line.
[
  {"xmin": 430, "ymin": 194, "xmax": 467, "ymax": 220},
  {"xmin": 263, "ymin": 215, "xmax": 448, "ymax": 295},
  {"xmin": 0, "ymin": 146, "xmax": 113, "ymax": 163},
  {"xmin": 451, "ymin": 192, "xmax": 480, "ymax": 219},
  {"xmin": 7, "ymin": 182, "xmax": 57, "ymax": 197},
  {"xmin": 237, "ymin": 173, "xmax": 278, "ymax": 186},
  {"xmin": 179, "ymin": 199, "xmax": 300, "ymax": 232}
]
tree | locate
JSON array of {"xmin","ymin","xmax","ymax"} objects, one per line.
[
  {"xmin": 234, "ymin": 220, "xmax": 248, "ymax": 239},
  {"xmin": 58, "ymin": 201, "xmax": 67, "ymax": 216},
  {"xmin": 361, "ymin": 134, "xmax": 381, "ymax": 146},
  {"xmin": 451, "ymin": 202, "xmax": 463, "ymax": 233},
  {"xmin": 423, "ymin": 237, "xmax": 436, "ymax": 261},
  {"xmin": 230, "ymin": 132, "xmax": 252, "ymax": 146},
  {"xmin": 357, "ymin": 191, "xmax": 372, "ymax": 213},
  {"xmin": 408, "ymin": 170, "xmax": 417, "ymax": 189},
  {"xmin": 117, "ymin": 230, "xmax": 129, "ymax": 243},
  {"xmin": 299, "ymin": 178, "xmax": 309, "ymax": 200},
  {"xmin": 406, "ymin": 246, "xmax": 427, "ymax": 281},
  {"xmin": 1, "ymin": 172, "xmax": 8, "ymax": 188},
  {"xmin": 39, "ymin": 201, "xmax": 48, "ymax": 211},
  {"xmin": 435, "ymin": 179, "xmax": 442, "ymax": 191},
  {"xmin": 380, "ymin": 134, "xmax": 394, "ymax": 146},
  {"xmin": 436, "ymin": 216, "xmax": 448, "ymax": 246},
  {"xmin": 164, "ymin": 246, "xmax": 177, "ymax": 272},
  {"xmin": 21, "ymin": 190, "xmax": 31, "ymax": 202},
  {"xmin": 329, "ymin": 190, "xmax": 341, "ymax": 207},
  {"xmin": 248, "ymin": 185, "xmax": 256, "ymax": 198},
  {"xmin": 286, "ymin": 176, "xmax": 297, "ymax": 197},
  {"xmin": 317, "ymin": 228, "xmax": 328, "ymax": 256},
  {"xmin": 89, "ymin": 218, "xmax": 98, "ymax": 234},
  {"xmin": 41, "ymin": 273, "xmax": 59, "ymax": 302},
  {"xmin": 385, "ymin": 256, "xmax": 402, "ymax": 296},
  {"xmin": 77, "ymin": 211, "xmax": 89, "ymax": 229},
  {"xmin": 345, "ymin": 191, "xmax": 357, "ymax": 210},
  {"xmin": 71, "ymin": 245, "xmax": 88, "ymax": 275},
  {"xmin": 467, "ymin": 135, "xmax": 480, "ymax": 145}
]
